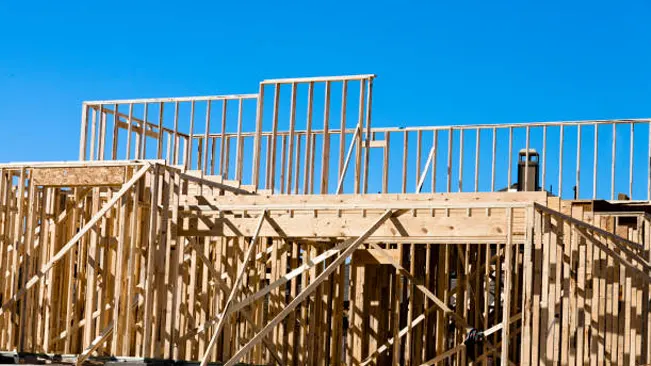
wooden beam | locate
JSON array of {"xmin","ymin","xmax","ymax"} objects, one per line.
[
  {"xmin": 208, "ymin": 191, "xmax": 548, "ymax": 207},
  {"xmin": 0, "ymin": 160, "xmax": 161, "ymax": 169},
  {"xmin": 261, "ymin": 74, "xmax": 375, "ymax": 84},
  {"xmin": 179, "ymin": 214, "xmax": 512, "ymax": 239},
  {"xmin": 183, "ymin": 201, "xmax": 532, "ymax": 213},
  {"xmin": 501, "ymin": 207, "xmax": 514, "ymax": 366}
]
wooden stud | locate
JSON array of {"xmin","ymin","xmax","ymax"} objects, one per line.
[
  {"xmin": 507, "ymin": 127, "xmax": 513, "ymax": 188},
  {"xmin": 303, "ymin": 82, "xmax": 314, "ymax": 194},
  {"xmin": 112, "ymin": 104, "xmax": 120, "ymax": 159},
  {"xmin": 173, "ymin": 101, "xmax": 180, "ymax": 165},
  {"xmin": 542, "ymin": 126, "xmax": 547, "ymax": 193},
  {"xmin": 402, "ymin": 131, "xmax": 408, "ymax": 193},
  {"xmin": 447, "ymin": 128, "xmax": 453, "ymax": 192},
  {"xmin": 392, "ymin": 248, "xmax": 402, "ymax": 366},
  {"xmin": 593, "ymin": 123, "xmax": 598, "ymax": 199},
  {"xmin": 354, "ymin": 80, "xmax": 365, "ymax": 195},
  {"xmin": 286, "ymin": 84, "xmax": 297, "ymax": 194},
  {"xmin": 491, "ymin": 127, "xmax": 497, "ymax": 191},
  {"xmin": 383, "ymin": 132, "xmax": 390, "ymax": 193},
  {"xmin": 140, "ymin": 103, "xmax": 149, "ymax": 159},
  {"xmin": 252, "ymin": 84, "xmax": 265, "ymax": 189},
  {"xmin": 219, "ymin": 100, "xmax": 228, "ymax": 176},
  {"xmin": 321, "ymin": 81, "xmax": 331, "ymax": 194},
  {"xmin": 363, "ymin": 79, "xmax": 373, "ymax": 194},
  {"xmin": 474, "ymin": 128, "xmax": 480, "ymax": 192},
  {"xmin": 501, "ymin": 207, "xmax": 513, "ymax": 366},
  {"xmin": 611, "ymin": 123, "xmax": 616, "ymax": 199},
  {"xmin": 79, "ymin": 105, "xmax": 90, "ymax": 160},
  {"xmin": 187, "ymin": 101, "xmax": 196, "ymax": 170},
  {"xmin": 458, "ymin": 129, "xmax": 464, "ymax": 192}
]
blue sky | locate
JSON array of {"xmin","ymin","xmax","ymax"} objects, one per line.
[{"xmin": 1, "ymin": 1, "xmax": 650, "ymax": 197}]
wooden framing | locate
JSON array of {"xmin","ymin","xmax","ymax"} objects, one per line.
[
  {"xmin": 3, "ymin": 162, "xmax": 647, "ymax": 365},
  {"xmin": 3, "ymin": 73, "xmax": 651, "ymax": 366},
  {"xmin": 77, "ymin": 73, "xmax": 651, "ymax": 201}
]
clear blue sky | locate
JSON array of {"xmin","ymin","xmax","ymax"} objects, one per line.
[{"xmin": 1, "ymin": 1, "xmax": 650, "ymax": 197}]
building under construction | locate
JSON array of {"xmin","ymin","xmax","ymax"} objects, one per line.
[{"xmin": 1, "ymin": 74, "xmax": 650, "ymax": 365}]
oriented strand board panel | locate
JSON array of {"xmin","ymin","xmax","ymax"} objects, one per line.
[{"xmin": 31, "ymin": 166, "xmax": 127, "ymax": 186}]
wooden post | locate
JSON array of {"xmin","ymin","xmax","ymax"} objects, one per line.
[
  {"xmin": 252, "ymin": 83, "xmax": 265, "ymax": 189},
  {"xmin": 303, "ymin": 82, "xmax": 314, "ymax": 194},
  {"xmin": 79, "ymin": 104, "xmax": 90, "ymax": 160},
  {"xmin": 321, "ymin": 81, "xmax": 331, "ymax": 194},
  {"xmin": 269, "ymin": 86, "xmax": 280, "ymax": 192},
  {"xmin": 354, "ymin": 80, "xmax": 366, "ymax": 194},
  {"xmin": 393, "ymin": 249, "xmax": 402, "ymax": 366},
  {"xmin": 521, "ymin": 205, "xmax": 535, "ymax": 365},
  {"xmin": 286, "ymin": 83, "xmax": 297, "ymax": 193},
  {"xmin": 220, "ymin": 99, "xmax": 228, "ymax": 176},
  {"xmin": 501, "ymin": 207, "xmax": 513, "ymax": 366}
]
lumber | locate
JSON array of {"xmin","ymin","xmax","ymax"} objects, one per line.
[
  {"xmin": 179, "ymin": 214, "xmax": 512, "ymax": 239},
  {"xmin": 4, "ymin": 73, "xmax": 651, "ymax": 366}
]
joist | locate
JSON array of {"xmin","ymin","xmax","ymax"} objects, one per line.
[
  {"xmin": 179, "ymin": 214, "xmax": 512, "ymax": 239},
  {"xmin": 193, "ymin": 191, "xmax": 548, "ymax": 206}
]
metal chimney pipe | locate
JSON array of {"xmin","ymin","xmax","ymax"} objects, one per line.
[{"xmin": 517, "ymin": 148, "xmax": 540, "ymax": 191}]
